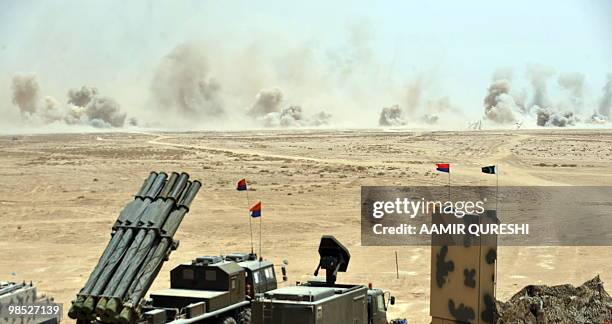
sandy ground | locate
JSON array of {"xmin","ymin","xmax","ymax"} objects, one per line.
[{"xmin": 0, "ymin": 129, "xmax": 611, "ymax": 323}]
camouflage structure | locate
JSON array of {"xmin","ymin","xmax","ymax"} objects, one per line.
[
  {"xmin": 0, "ymin": 281, "xmax": 60, "ymax": 324},
  {"xmin": 430, "ymin": 210, "xmax": 498, "ymax": 324},
  {"xmin": 68, "ymin": 171, "xmax": 201, "ymax": 323}
]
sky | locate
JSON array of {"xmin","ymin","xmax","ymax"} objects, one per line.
[{"xmin": 0, "ymin": 0, "xmax": 610, "ymax": 131}]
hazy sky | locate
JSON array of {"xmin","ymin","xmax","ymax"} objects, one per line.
[{"xmin": 0, "ymin": 0, "xmax": 610, "ymax": 128}]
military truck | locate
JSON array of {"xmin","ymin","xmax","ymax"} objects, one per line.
[
  {"xmin": 250, "ymin": 236, "xmax": 396, "ymax": 324},
  {"xmin": 68, "ymin": 172, "xmax": 286, "ymax": 324},
  {"xmin": 139, "ymin": 253, "xmax": 280, "ymax": 324},
  {"xmin": 0, "ymin": 281, "xmax": 61, "ymax": 324}
]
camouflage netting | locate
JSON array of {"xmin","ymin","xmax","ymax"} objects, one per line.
[{"xmin": 496, "ymin": 276, "xmax": 612, "ymax": 324}]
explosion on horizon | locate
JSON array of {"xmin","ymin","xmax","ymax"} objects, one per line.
[
  {"xmin": 482, "ymin": 66, "xmax": 610, "ymax": 128},
  {"xmin": 150, "ymin": 44, "xmax": 225, "ymax": 119},
  {"xmin": 10, "ymin": 75, "xmax": 127, "ymax": 128}
]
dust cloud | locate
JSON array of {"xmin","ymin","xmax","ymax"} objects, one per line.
[
  {"xmin": 150, "ymin": 44, "xmax": 224, "ymax": 119},
  {"xmin": 600, "ymin": 74, "xmax": 612, "ymax": 119},
  {"xmin": 378, "ymin": 105, "xmax": 405, "ymax": 126},
  {"xmin": 11, "ymin": 74, "xmax": 40, "ymax": 116},
  {"xmin": 482, "ymin": 67, "xmax": 610, "ymax": 127},
  {"xmin": 9, "ymin": 75, "xmax": 127, "ymax": 128},
  {"xmin": 4, "ymin": 28, "xmax": 610, "ymax": 131}
]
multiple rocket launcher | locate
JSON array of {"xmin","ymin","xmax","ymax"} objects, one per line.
[{"xmin": 68, "ymin": 171, "xmax": 201, "ymax": 324}]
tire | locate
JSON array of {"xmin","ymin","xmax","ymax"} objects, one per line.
[
  {"xmin": 217, "ymin": 317, "xmax": 237, "ymax": 324},
  {"xmin": 238, "ymin": 308, "xmax": 251, "ymax": 324}
]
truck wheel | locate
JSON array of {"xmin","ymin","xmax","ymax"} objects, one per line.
[
  {"xmin": 217, "ymin": 317, "xmax": 237, "ymax": 324},
  {"xmin": 238, "ymin": 308, "xmax": 251, "ymax": 324}
]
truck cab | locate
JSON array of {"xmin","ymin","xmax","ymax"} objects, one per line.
[
  {"xmin": 224, "ymin": 252, "xmax": 279, "ymax": 299},
  {"xmin": 140, "ymin": 253, "xmax": 279, "ymax": 323},
  {"xmin": 145, "ymin": 256, "xmax": 247, "ymax": 321},
  {"xmin": 238, "ymin": 260, "xmax": 277, "ymax": 299},
  {"xmin": 367, "ymin": 288, "xmax": 394, "ymax": 324}
]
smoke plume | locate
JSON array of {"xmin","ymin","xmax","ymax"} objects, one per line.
[
  {"xmin": 248, "ymin": 88, "xmax": 283, "ymax": 117},
  {"xmin": 420, "ymin": 114, "xmax": 439, "ymax": 125},
  {"xmin": 9, "ymin": 74, "xmax": 126, "ymax": 128},
  {"xmin": 84, "ymin": 97, "xmax": 126, "ymax": 127},
  {"xmin": 68, "ymin": 86, "xmax": 98, "ymax": 107},
  {"xmin": 11, "ymin": 74, "xmax": 40, "ymax": 115},
  {"xmin": 527, "ymin": 65, "xmax": 554, "ymax": 109},
  {"xmin": 150, "ymin": 44, "xmax": 224, "ymax": 118},
  {"xmin": 378, "ymin": 105, "xmax": 405, "ymax": 126},
  {"xmin": 600, "ymin": 74, "xmax": 612, "ymax": 118},
  {"xmin": 249, "ymin": 87, "xmax": 332, "ymax": 127},
  {"xmin": 260, "ymin": 106, "xmax": 332, "ymax": 127},
  {"xmin": 483, "ymin": 78, "xmax": 519, "ymax": 124},
  {"xmin": 404, "ymin": 78, "xmax": 423, "ymax": 115},
  {"xmin": 558, "ymin": 72, "xmax": 585, "ymax": 111},
  {"xmin": 535, "ymin": 106, "xmax": 578, "ymax": 127}
]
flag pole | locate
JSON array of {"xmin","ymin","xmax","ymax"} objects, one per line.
[
  {"xmin": 495, "ymin": 165, "xmax": 499, "ymax": 212},
  {"xmin": 448, "ymin": 169, "xmax": 451, "ymax": 201},
  {"xmin": 395, "ymin": 251, "xmax": 399, "ymax": 279},
  {"xmin": 259, "ymin": 211, "xmax": 262, "ymax": 262},
  {"xmin": 495, "ymin": 165, "xmax": 499, "ymax": 298},
  {"xmin": 245, "ymin": 184, "xmax": 254, "ymax": 255}
]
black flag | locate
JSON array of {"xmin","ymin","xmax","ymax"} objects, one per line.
[{"xmin": 481, "ymin": 165, "xmax": 496, "ymax": 174}]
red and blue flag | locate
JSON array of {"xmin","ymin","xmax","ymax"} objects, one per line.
[
  {"xmin": 250, "ymin": 201, "xmax": 262, "ymax": 218},
  {"xmin": 436, "ymin": 163, "xmax": 450, "ymax": 173},
  {"xmin": 236, "ymin": 178, "xmax": 247, "ymax": 191}
]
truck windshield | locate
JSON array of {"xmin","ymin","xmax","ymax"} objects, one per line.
[{"xmin": 377, "ymin": 294, "xmax": 385, "ymax": 312}]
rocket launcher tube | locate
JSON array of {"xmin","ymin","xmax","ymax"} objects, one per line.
[
  {"xmin": 179, "ymin": 180, "xmax": 201, "ymax": 210},
  {"xmin": 168, "ymin": 172, "xmax": 190, "ymax": 201},
  {"xmin": 117, "ymin": 239, "xmax": 170, "ymax": 324},
  {"xmin": 100, "ymin": 229, "xmax": 148, "ymax": 295},
  {"xmin": 101, "ymin": 175, "xmax": 191, "ymax": 317},
  {"xmin": 87, "ymin": 190, "xmax": 168, "ymax": 316},
  {"xmin": 118, "ymin": 182, "xmax": 200, "ymax": 322},
  {"xmin": 136, "ymin": 177, "xmax": 176, "ymax": 227},
  {"xmin": 91, "ymin": 181, "xmax": 169, "ymax": 300},
  {"xmin": 145, "ymin": 172, "xmax": 168, "ymax": 199},
  {"xmin": 72, "ymin": 172, "xmax": 199, "ymax": 322},
  {"xmin": 146, "ymin": 174, "xmax": 188, "ymax": 227},
  {"xmin": 115, "ymin": 172, "xmax": 158, "ymax": 227},
  {"xmin": 158, "ymin": 172, "xmax": 179, "ymax": 198},
  {"xmin": 70, "ymin": 173, "xmax": 162, "ymax": 320},
  {"xmin": 124, "ymin": 172, "xmax": 168, "ymax": 226},
  {"xmin": 136, "ymin": 172, "xmax": 158, "ymax": 198},
  {"xmin": 125, "ymin": 239, "xmax": 159, "ymax": 298},
  {"xmin": 104, "ymin": 231, "xmax": 160, "ymax": 318},
  {"xmin": 113, "ymin": 181, "xmax": 195, "ymax": 319}
]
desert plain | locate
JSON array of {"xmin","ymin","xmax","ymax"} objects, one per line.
[{"xmin": 0, "ymin": 129, "xmax": 611, "ymax": 323}]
